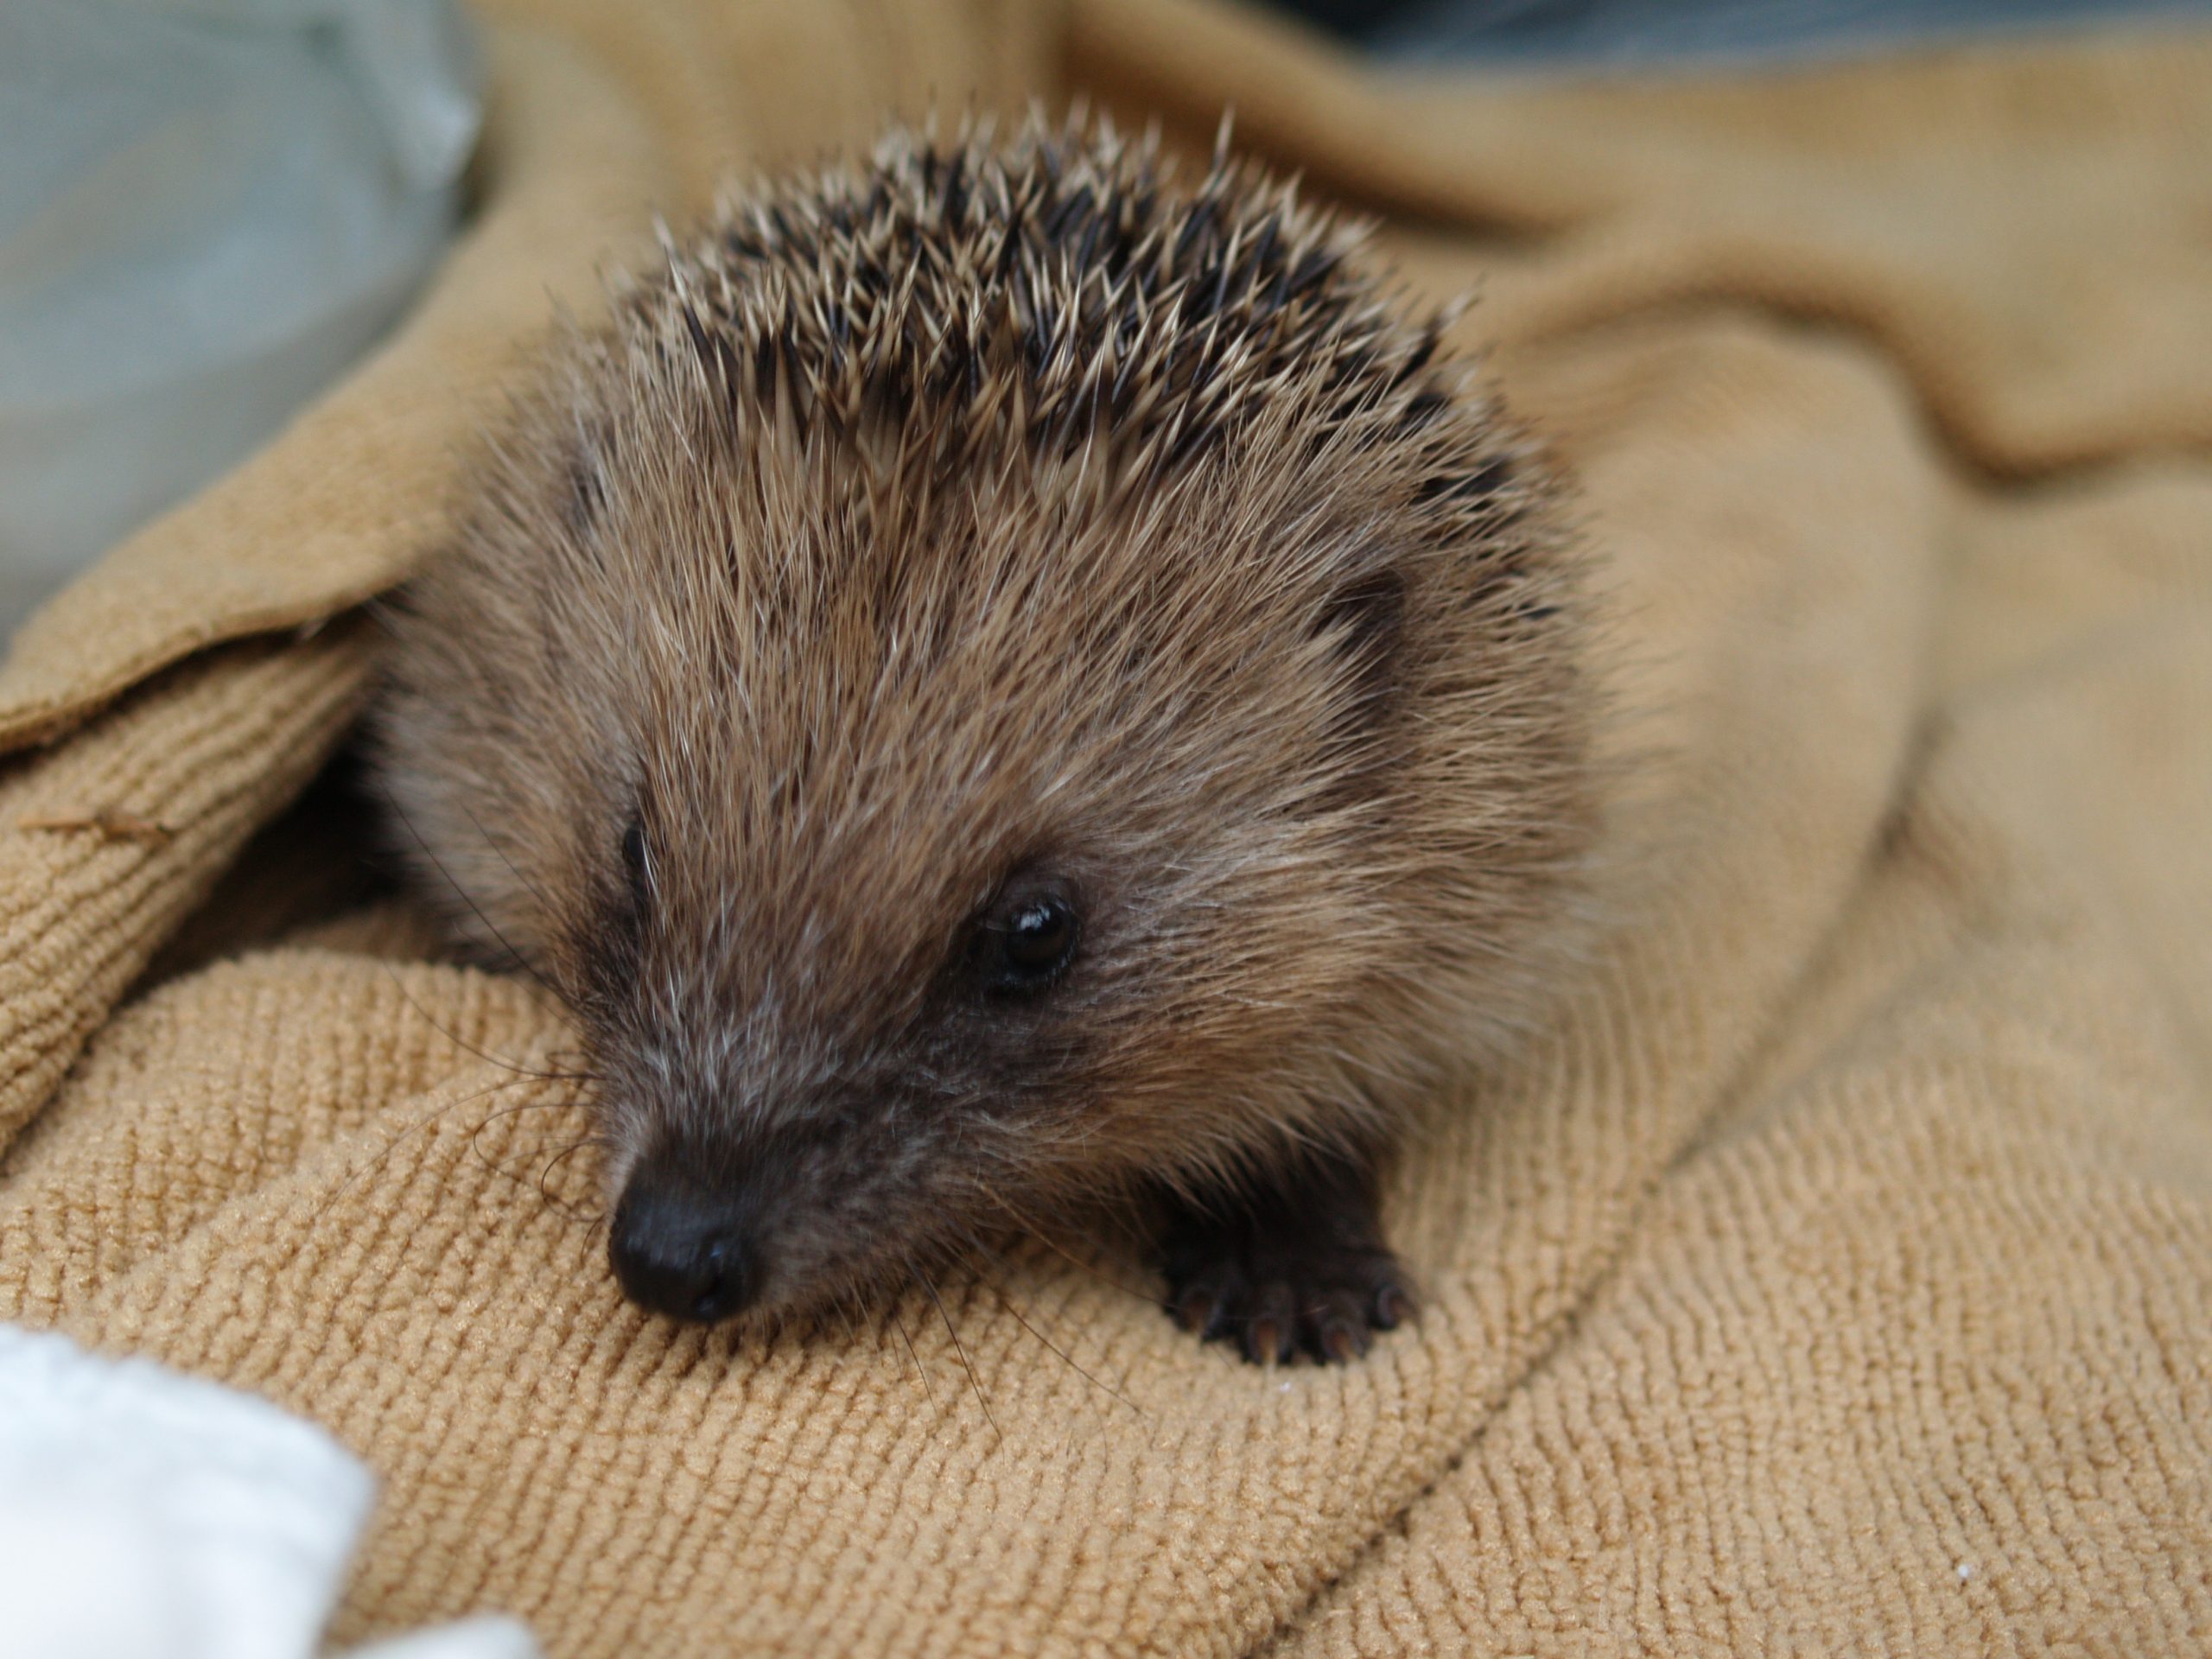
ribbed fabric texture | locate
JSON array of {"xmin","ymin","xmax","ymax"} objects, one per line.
[{"xmin": 1, "ymin": 1, "xmax": 2208, "ymax": 1653}]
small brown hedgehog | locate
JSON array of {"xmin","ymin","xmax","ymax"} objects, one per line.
[{"xmin": 370, "ymin": 117, "xmax": 1592, "ymax": 1364}]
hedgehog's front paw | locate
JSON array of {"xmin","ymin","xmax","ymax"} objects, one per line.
[
  {"xmin": 1157, "ymin": 1166, "xmax": 1415, "ymax": 1363},
  {"xmin": 1164, "ymin": 1234, "xmax": 1414, "ymax": 1363}
]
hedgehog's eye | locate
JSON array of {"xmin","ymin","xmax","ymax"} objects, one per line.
[
  {"xmin": 620, "ymin": 817, "xmax": 649, "ymax": 908},
  {"xmin": 972, "ymin": 877, "xmax": 1081, "ymax": 997}
]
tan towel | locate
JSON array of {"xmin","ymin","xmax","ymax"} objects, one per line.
[{"xmin": 3, "ymin": 0, "xmax": 2208, "ymax": 1652}]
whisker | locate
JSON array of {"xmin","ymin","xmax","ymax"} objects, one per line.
[
  {"xmin": 323, "ymin": 1057, "xmax": 596, "ymax": 1236},
  {"xmin": 465, "ymin": 1084, "xmax": 590, "ymax": 1142},
  {"xmin": 324, "ymin": 1069, "xmax": 537, "ymax": 1209},
  {"xmin": 830, "ymin": 1287, "xmax": 861, "ymax": 1348},
  {"xmin": 979, "ymin": 1185, "xmax": 1160, "ymax": 1306},
  {"xmin": 459, "ymin": 799, "xmax": 570, "ymax": 957},
  {"xmin": 961, "ymin": 1233, "xmax": 1141, "ymax": 1414},
  {"xmin": 922, "ymin": 1274, "xmax": 999, "ymax": 1445},
  {"xmin": 462, "ymin": 1087, "xmax": 602, "ymax": 1208},
  {"xmin": 890, "ymin": 1287, "xmax": 938, "ymax": 1408},
  {"xmin": 373, "ymin": 778, "xmax": 563, "ymax": 1000},
  {"xmin": 377, "ymin": 959, "xmax": 592, "ymax": 1085},
  {"xmin": 534, "ymin": 1134, "xmax": 608, "ymax": 1224}
]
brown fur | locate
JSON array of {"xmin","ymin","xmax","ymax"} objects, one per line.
[{"xmin": 368, "ymin": 116, "xmax": 1592, "ymax": 1332}]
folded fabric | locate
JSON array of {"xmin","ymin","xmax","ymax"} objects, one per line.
[{"xmin": 0, "ymin": 0, "xmax": 2206, "ymax": 1654}]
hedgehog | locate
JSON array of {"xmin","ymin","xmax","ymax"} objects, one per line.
[{"xmin": 368, "ymin": 115, "xmax": 1592, "ymax": 1364}]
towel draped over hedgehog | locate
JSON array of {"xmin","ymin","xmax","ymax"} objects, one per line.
[{"xmin": 371, "ymin": 117, "xmax": 1592, "ymax": 1363}]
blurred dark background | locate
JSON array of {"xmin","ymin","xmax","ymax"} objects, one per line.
[{"xmin": 1271, "ymin": 0, "xmax": 2212, "ymax": 63}]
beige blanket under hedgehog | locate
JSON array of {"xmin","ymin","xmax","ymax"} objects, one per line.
[{"xmin": 3, "ymin": 0, "xmax": 2209, "ymax": 1652}]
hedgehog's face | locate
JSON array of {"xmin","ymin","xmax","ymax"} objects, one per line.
[
  {"xmin": 380, "ymin": 412, "xmax": 1570, "ymax": 1338},
  {"xmin": 566, "ymin": 459, "xmax": 1432, "ymax": 1331}
]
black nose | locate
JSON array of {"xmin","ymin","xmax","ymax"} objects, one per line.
[{"xmin": 608, "ymin": 1177, "xmax": 757, "ymax": 1324}]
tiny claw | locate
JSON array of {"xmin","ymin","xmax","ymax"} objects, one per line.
[
  {"xmin": 1248, "ymin": 1318, "xmax": 1287, "ymax": 1365},
  {"xmin": 1174, "ymin": 1287, "xmax": 1217, "ymax": 1333},
  {"xmin": 1371, "ymin": 1283, "xmax": 1412, "ymax": 1331},
  {"xmin": 1319, "ymin": 1321, "xmax": 1364, "ymax": 1364}
]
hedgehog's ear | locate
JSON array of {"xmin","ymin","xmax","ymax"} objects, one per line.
[{"xmin": 1313, "ymin": 563, "xmax": 1406, "ymax": 733}]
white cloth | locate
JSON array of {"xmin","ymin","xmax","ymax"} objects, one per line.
[{"xmin": 0, "ymin": 1325, "xmax": 538, "ymax": 1659}]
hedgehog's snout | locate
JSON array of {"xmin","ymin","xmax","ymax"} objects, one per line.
[{"xmin": 608, "ymin": 1157, "xmax": 761, "ymax": 1325}]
